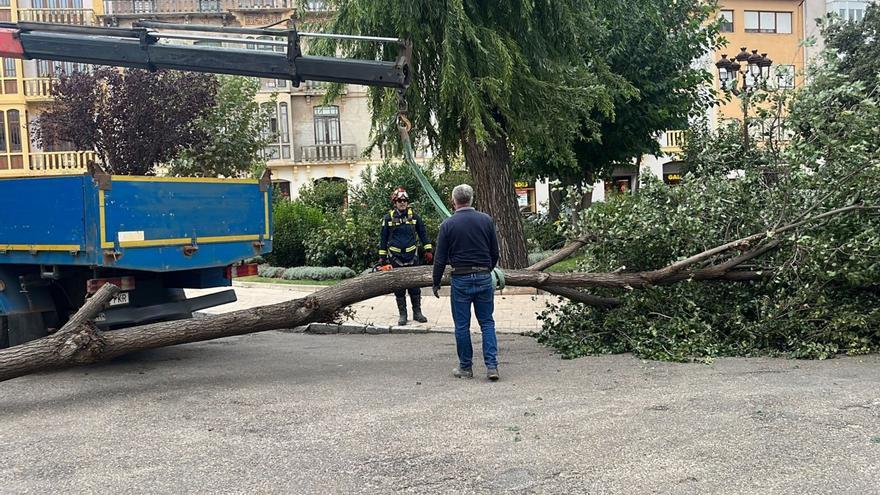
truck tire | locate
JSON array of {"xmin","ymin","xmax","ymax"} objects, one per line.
[
  {"xmin": 6, "ymin": 312, "xmax": 49, "ymax": 347},
  {"xmin": 0, "ymin": 316, "xmax": 8, "ymax": 349}
]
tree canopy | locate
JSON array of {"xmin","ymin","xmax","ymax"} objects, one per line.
[
  {"xmin": 515, "ymin": 0, "xmax": 721, "ymax": 192},
  {"xmin": 317, "ymin": 0, "xmax": 640, "ymax": 267},
  {"xmin": 824, "ymin": 3, "xmax": 880, "ymax": 92},
  {"xmin": 36, "ymin": 68, "xmax": 218, "ymax": 175},
  {"xmin": 538, "ymin": 47, "xmax": 880, "ymax": 361},
  {"xmin": 168, "ymin": 76, "xmax": 273, "ymax": 178}
]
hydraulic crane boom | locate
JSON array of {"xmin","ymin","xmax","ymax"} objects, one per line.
[{"xmin": 0, "ymin": 20, "xmax": 410, "ymax": 89}]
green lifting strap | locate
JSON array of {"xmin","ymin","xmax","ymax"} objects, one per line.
[{"xmin": 397, "ymin": 120, "xmax": 505, "ymax": 291}]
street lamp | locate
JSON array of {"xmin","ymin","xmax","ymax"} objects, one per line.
[{"xmin": 716, "ymin": 47, "xmax": 773, "ymax": 148}]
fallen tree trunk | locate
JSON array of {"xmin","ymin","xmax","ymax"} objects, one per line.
[
  {"xmin": 0, "ymin": 266, "xmax": 760, "ymax": 383},
  {"xmin": 0, "ymin": 205, "xmax": 868, "ymax": 383}
]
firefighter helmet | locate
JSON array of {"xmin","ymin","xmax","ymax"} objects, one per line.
[{"xmin": 390, "ymin": 187, "xmax": 409, "ymax": 203}]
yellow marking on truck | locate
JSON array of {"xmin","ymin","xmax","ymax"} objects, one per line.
[
  {"xmin": 199, "ymin": 235, "xmax": 261, "ymax": 244},
  {"xmin": 118, "ymin": 234, "xmax": 261, "ymax": 248},
  {"xmin": 264, "ymin": 191, "xmax": 270, "ymax": 236},
  {"xmin": 1, "ymin": 244, "xmax": 81, "ymax": 252},
  {"xmin": 112, "ymin": 176, "xmax": 259, "ymax": 184},
  {"xmin": 99, "ymin": 190, "xmax": 113, "ymax": 249},
  {"xmin": 118, "ymin": 238, "xmax": 192, "ymax": 248}
]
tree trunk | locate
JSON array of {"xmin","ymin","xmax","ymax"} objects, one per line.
[
  {"xmin": 463, "ymin": 132, "xmax": 529, "ymax": 268},
  {"xmin": 0, "ymin": 265, "xmax": 764, "ymax": 383},
  {"xmin": 548, "ymin": 186, "xmax": 561, "ymax": 222}
]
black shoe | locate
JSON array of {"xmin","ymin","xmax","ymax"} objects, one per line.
[
  {"xmin": 396, "ymin": 296, "xmax": 408, "ymax": 326},
  {"xmin": 411, "ymin": 295, "xmax": 428, "ymax": 323},
  {"xmin": 453, "ymin": 367, "xmax": 473, "ymax": 378},
  {"xmin": 487, "ymin": 368, "xmax": 500, "ymax": 381}
]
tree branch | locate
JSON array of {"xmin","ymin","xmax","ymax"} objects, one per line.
[{"xmin": 527, "ymin": 233, "xmax": 594, "ymax": 271}]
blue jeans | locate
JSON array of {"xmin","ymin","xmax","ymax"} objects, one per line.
[{"xmin": 450, "ymin": 272, "xmax": 497, "ymax": 369}]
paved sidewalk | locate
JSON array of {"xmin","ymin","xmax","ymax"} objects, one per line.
[{"xmin": 187, "ymin": 281, "xmax": 557, "ymax": 333}]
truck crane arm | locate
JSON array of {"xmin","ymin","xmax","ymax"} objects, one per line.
[{"xmin": 0, "ymin": 20, "xmax": 410, "ymax": 90}]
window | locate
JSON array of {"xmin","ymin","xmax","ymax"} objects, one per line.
[
  {"xmin": 842, "ymin": 8, "xmax": 865, "ymax": 21},
  {"xmin": 314, "ymin": 105, "xmax": 341, "ymax": 144},
  {"xmin": 744, "ymin": 11, "xmax": 792, "ymax": 33},
  {"xmin": 3, "ymin": 58, "xmax": 16, "ymax": 78},
  {"xmin": 261, "ymin": 102, "xmax": 291, "ymax": 161},
  {"xmin": 7, "ymin": 110, "xmax": 20, "ymax": 152},
  {"xmin": 774, "ymin": 64, "xmax": 795, "ymax": 88},
  {"xmin": 605, "ymin": 176, "xmax": 634, "ymax": 196},
  {"xmin": 32, "ymin": 0, "xmax": 84, "ymax": 7},
  {"xmin": 278, "ymin": 103, "xmax": 290, "ymax": 159},
  {"xmin": 133, "ymin": 0, "xmax": 156, "ymax": 13},
  {"xmin": 0, "ymin": 112, "xmax": 6, "ymax": 154},
  {"xmin": 1, "ymin": 58, "xmax": 15, "ymax": 95},
  {"xmin": 719, "ymin": 10, "xmax": 734, "ymax": 32}
]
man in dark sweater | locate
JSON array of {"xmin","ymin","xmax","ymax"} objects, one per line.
[{"xmin": 432, "ymin": 184, "xmax": 500, "ymax": 381}]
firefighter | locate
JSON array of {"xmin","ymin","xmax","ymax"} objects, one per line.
[{"xmin": 378, "ymin": 187, "xmax": 433, "ymax": 326}]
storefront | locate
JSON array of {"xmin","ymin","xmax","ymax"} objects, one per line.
[
  {"xmin": 514, "ymin": 180, "xmax": 537, "ymax": 213},
  {"xmin": 662, "ymin": 161, "xmax": 685, "ymax": 185}
]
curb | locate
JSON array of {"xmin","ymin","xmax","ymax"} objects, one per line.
[
  {"xmin": 296, "ymin": 322, "xmax": 531, "ymax": 335},
  {"xmin": 232, "ymin": 280, "xmax": 328, "ymax": 292},
  {"xmin": 196, "ymin": 315, "xmax": 536, "ymax": 336}
]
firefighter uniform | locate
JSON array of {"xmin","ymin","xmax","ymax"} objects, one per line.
[{"xmin": 379, "ymin": 206, "xmax": 433, "ymax": 325}]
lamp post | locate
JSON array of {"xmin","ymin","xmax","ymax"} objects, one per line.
[{"xmin": 715, "ymin": 47, "xmax": 773, "ymax": 149}]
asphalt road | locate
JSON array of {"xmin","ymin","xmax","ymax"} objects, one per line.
[{"xmin": 2, "ymin": 332, "xmax": 879, "ymax": 494}]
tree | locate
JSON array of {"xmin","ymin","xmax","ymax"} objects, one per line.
[
  {"xmin": 316, "ymin": 0, "xmax": 632, "ymax": 268},
  {"xmin": 168, "ymin": 76, "xmax": 273, "ymax": 178},
  {"xmin": 515, "ymin": 0, "xmax": 721, "ymax": 211},
  {"xmin": 824, "ymin": 3, "xmax": 880, "ymax": 93},
  {"xmin": 537, "ymin": 49, "xmax": 880, "ymax": 362},
  {"xmin": 35, "ymin": 68, "xmax": 218, "ymax": 175}
]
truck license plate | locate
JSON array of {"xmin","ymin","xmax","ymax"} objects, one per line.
[{"xmin": 109, "ymin": 292, "xmax": 130, "ymax": 306}]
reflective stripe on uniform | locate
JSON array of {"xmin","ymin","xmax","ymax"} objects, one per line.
[
  {"xmin": 423, "ymin": 243, "xmax": 433, "ymax": 250},
  {"xmin": 378, "ymin": 249, "xmax": 388, "ymax": 255},
  {"xmin": 388, "ymin": 246, "xmax": 402, "ymax": 253},
  {"xmin": 405, "ymin": 245, "xmax": 418, "ymax": 252}
]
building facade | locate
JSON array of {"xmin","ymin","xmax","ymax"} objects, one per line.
[{"xmin": 0, "ymin": 0, "xmax": 102, "ymax": 177}]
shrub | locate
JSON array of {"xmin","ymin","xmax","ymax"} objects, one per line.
[
  {"xmin": 298, "ymin": 179, "xmax": 349, "ymax": 211},
  {"xmin": 350, "ymin": 161, "xmax": 447, "ymax": 223},
  {"xmin": 257, "ymin": 265, "xmax": 285, "ymax": 278},
  {"xmin": 527, "ymin": 251, "xmax": 555, "ymax": 265},
  {"xmin": 522, "ymin": 212, "xmax": 566, "ymax": 252},
  {"xmin": 258, "ymin": 264, "xmax": 356, "ymax": 280},
  {"xmin": 268, "ymin": 201, "xmax": 325, "ymax": 268},
  {"xmin": 305, "ymin": 206, "xmax": 378, "ymax": 272},
  {"xmin": 280, "ymin": 266, "xmax": 356, "ymax": 280}
]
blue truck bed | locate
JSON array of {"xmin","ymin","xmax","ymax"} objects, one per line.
[{"xmin": 0, "ymin": 174, "xmax": 272, "ymax": 271}]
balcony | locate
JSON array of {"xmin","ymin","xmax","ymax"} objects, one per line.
[
  {"xmin": 103, "ymin": 0, "xmax": 290, "ymax": 14},
  {"xmin": 660, "ymin": 130, "xmax": 686, "ymax": 154},
  {"xmin": 0, "ymin": 151, "xmax": 98, "ymax": 177},
  {"xmin": 300, "ymin": 143, "xmax": 358, "ymax": 163},
  {"xmin": 28, "ymin": 151, "xmax": 98, "ymax": 175},
  {"xmin": 23, "ymin": 78, "xmax": 53, "ymax": 101},
  {"xmin": 17, "ymin": 8, "xmax": 97, "ymax": 25}
]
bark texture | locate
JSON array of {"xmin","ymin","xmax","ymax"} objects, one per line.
[{"xmin": 463, "ymin": 132, "xmax": 529, "ymax": 268}]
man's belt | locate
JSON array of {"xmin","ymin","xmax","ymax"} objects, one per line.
[{"xmin": 451, "ymin": 266, "xmax": 491, "ymax": 275}]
